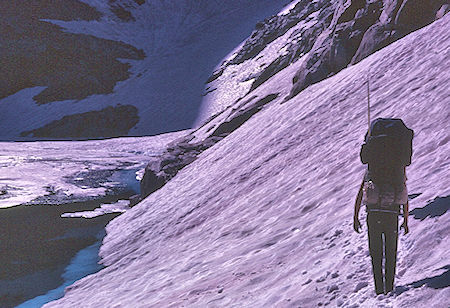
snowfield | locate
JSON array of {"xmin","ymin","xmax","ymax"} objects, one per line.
[
  {"xmin": 0, "ymin": 0, "xmax": 288, "ymax": 139},
  {"xmin": 44, "ymin": 13, "xmax": 449, "ymax": 308},
  {"xmin": 0, "ymin": 131, "xmax": 185, "ymax": 209}
]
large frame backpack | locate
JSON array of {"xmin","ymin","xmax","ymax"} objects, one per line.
[{"xmin": 360, "ymin": 118, "xmax": 414, "ymax": 212}]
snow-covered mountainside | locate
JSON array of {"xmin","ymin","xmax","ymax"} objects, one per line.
[
  {"xmin": 198, "ymin": 0, "xmax": 448, "ymax": 121},
  {"xmin": 45, "ymin": 12, "xmax": 449, "ymax": 308},
  {"xmin": 0, "ymin": 0, "xmax": 289, "ymax": 140}
]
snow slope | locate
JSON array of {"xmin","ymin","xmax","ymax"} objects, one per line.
[
  {"xmin": 45, "ymin": 13, "xmax": 450, "ymax": 308},
  {"xmin": 0, "ymin": 0, "xmax": 289, "ymax": 139}
]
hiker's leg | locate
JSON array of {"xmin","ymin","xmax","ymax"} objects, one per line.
[
  {"xmin": 367, "ymin": 213, "xmax": 384, "ymax": 294},
  {"xmin": 384, "ymin": 214, "xmax": 399, "ymax": 293}
]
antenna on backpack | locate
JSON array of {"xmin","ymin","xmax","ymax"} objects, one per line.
[{"xmin": 367, "ymin": 70, "xmax": 371, "ymax": 136}]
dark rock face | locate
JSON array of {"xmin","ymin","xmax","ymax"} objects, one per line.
[
  {"xmin": 20, "ymin": 105, "xmax": 139, "ymax": 139},
  {"xmin": 110, "ymin": 5, "xmax": 136, "ymax": 21},
  {"xmin": 288, "ymin": 0, "xmax": 448, "ymax": 98},
  {"xmin": 108, "ymin": 0, "xmax": 146, "ymax": 21},
  {"xmin": 228, "ymin": 0, "xmax": 319, "ymax": 66},
  {"xmin": 249, "ymin": 2, "xmax": 335, "ymax": 93},
  {"xmin": 139, "ymin": 93, "xmax": 279, "ymax": 200},
  {"xmin": 436, "ymin": 4, "xmax": 450, "ymax": 19},
  {"xmin": 212, "ymin": 93, "xmax": 279, "ymax": 136},
  {"xmin": 0, "ymin": 1, "xmax": 145, "ymax": 104},
  {"xmin": 211, "ymin": 0, "xmax": 336, "ymax": 94},
  {"xmin": 139, "ymin": 138, "xmax": 213, "ymax": 198}
]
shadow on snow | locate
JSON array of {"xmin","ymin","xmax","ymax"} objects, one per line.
[
  {"xmin": 395, "ymin": 265, "xmax": 450, "ymax": 295},
  {"xmin": 409, "ymin": 195, "xmax": 450, "ymax": 221}
]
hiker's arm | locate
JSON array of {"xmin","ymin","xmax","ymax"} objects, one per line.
[
  {"xmin": 353, "ymin": 180, "xmax": 364, "ymax": 233},
  {"xmin": 401, "ymin": 200, "xmax": 409, "ymax": 234}
]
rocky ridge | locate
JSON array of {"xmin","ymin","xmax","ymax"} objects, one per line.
[
  {"xmin": 289, "ymin": 0, "xmax": 449, "ymax": 98},
  {"xmin": 0, "ymin": 1, "xmax": 145, "ymax": 104},
  {"xmin": 202, "ymin": 0, "xmax": 449, "ymax": 112}
]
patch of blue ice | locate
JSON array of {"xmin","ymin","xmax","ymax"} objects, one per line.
[{"xmin": 16, "ymin": 233, "xmax": 105, "ymax": 308}]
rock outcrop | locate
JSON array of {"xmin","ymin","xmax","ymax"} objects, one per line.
[
  {"xmin": 209, "ymin": 0, "xmax": 448, "ymax": 101},
  {"xmin": 0, "ymin": 1, "xmax": 145, "ymax": 104},
  {"xmin": 288, "ymin": 0, "xmax": 448, "ymax": 98},
  {"xmin": 20, "ymin": 105, "xmax": 139, "ymax": 139},
  {"xmin": 207, "ymin": 0, "xmax": 337, "ymax": 95}
]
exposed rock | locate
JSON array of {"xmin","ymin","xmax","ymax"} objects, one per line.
[
  {"xmin": 227, "ymin": 0, "xmax": 317, "ymax": 66},
  {"xmin": 0, "ymin": 1, "xmax": 145, "ymax": 104},
  {"xmin": 140, "ymin": 136, "xmax": 217, "ymax": 198},
  {"xmin": 289, "ymin": 0, "xmax": 383, "ymax": 98},
  {"xmin": 212, "ymin": 93, "xmax": 279, "ymax": 136},
  {"xmin": 395, "ymin": 0, "xmax": 445, "ymax": 30},
  {"xmin": 129, "ymin": 194, "xmax": 142, "ymax": 207},
  {"xmin": 249, "ymin": 3, "xmax": 335, "ymax": 92},
  {"xmin": 108, "ymin": 0, "xmax": 145, "ymax": 21},
  {"xmin": 140, "ymin": 160, "xmax": 170, "ymax": 199},
  {"xmin": 20, "ymin": 105, "xmax": 139, "ymax": 139},
  {"xmin": 205, "ymin": 0, "xmax": 331, "ymax": 90},
  {"xmin": 351, "ymin": 23, "xmax": 399, "ymax": 64},
  {"xmin": 110, "ymin": 5, "xmax": 136, "ymax": 21},
  {"xmin": 436, "ymin": 4, "xmax": 450, "ymax": 19},
  {"xmin": 205, "ymin": 68, "xmax": 225, "ymax": 84},
  {"xmin": 250, "ymin": 55, "xmax": 292, "ymax": 92},
  {"xmin": 288, "ymin": 0, "xmax": 447, "ymax": 99}
]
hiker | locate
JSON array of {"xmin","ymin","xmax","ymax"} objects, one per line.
[{"xmin": 353, "ymin": 118, "xmax": 414, "ymax": 295}]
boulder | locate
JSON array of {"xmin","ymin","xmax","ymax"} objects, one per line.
[
  {"xmin": 351, "ymin": 23, "xmax": 398, "ymax": 64},
  {"xmin": 140, "ymin": 159, "xmax": 169, "ymax": 198}
]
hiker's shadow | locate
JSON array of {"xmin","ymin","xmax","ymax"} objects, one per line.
[
  {"xmin": 395, "ymin": 265, "xmax": 450, "ymax": 295},
  {"xmin": 409, "ymin": 195, "xmax": 450, "ymax": 220},
  {"xmin": 393, "ymin": 195, "xmax": 450, "ymax": 295}
]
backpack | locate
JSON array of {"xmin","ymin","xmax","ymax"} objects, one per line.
[{"xmin": 360, "ymin": 118, "xmax": 414, "ymax": 210}]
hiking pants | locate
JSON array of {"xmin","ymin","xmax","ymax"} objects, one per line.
[{"xmin": 367, "ymin": 211, "xmax": 399, "ymax": 294}]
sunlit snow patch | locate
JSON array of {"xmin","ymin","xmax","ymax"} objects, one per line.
[
  {"xmin": 277, "ymin": 0, "xmax": 302, "ymax": 16},
  {"xmin": 61, "ymin": 200, "xmax": 130, "ymax": 219}
]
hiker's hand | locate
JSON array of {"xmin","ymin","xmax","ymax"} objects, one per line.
[
  {"xmin": 401, "ymin": 221, "xmax": 409, "ymax": 235},
  {"xmin": 353, "ymin": 217, "xmax": 361, "ymax": 233}
]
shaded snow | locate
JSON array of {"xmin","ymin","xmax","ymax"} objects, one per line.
[
  {"xmin": 0, "ymin": 0, "xmax": 290, "ymax": 139},
  {"xmin": 44, "ymin": 13, "xmax": 450, "ymax": 308}
]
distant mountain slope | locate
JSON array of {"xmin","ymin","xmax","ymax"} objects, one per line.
[
  {"xmin": 0, "ymin": 0, "xmax": 289, "ymax": 140},
  {"xmin": 45, "ymin": 13, "xmax": 450, "ymax": 308}
]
